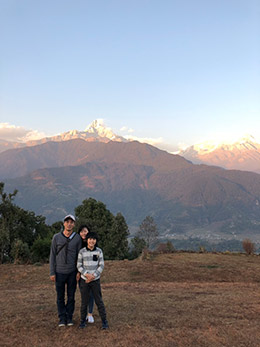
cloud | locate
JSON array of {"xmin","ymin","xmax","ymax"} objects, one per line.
[
  {"xmin": 120, "ymin": 126, "xmax": 135, "ymax": 134},
  {"xmin": 124, "ymin": 134, "xmax": 162, "ymax": 144},
  {"xmin": 125, "ymin": 134, "xmax": 179, "ymax": 153},
  {"xmin": 0, "ymin": 123, "xmax": 47, "ymax": 142}
]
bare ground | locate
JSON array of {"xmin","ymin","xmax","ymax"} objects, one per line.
[{"xmin": 1, "ymin": 252, "xmax": 260, "ymax": 346}]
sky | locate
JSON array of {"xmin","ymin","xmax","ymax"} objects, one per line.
[{"xmin": 0, "ymin": 0, "xmax": 259, "ymax": 152}]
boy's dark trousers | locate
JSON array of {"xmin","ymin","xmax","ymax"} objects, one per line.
[{"xmin": 79, "ymin": 277, "xmax": 107, "ymax": 321}]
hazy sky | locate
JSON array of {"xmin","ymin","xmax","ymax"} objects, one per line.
[{"xmin": 1, "ymin": 0, "xmax": 259, "ymax": 151}]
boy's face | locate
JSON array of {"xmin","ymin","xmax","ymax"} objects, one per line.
[
  {"xmin": 80, "ymin": 227, "xmax": 89, "ymax": 240},
  {"xmin": 87, "ymin": 237, "xmax": 97, "ymax": 249}
]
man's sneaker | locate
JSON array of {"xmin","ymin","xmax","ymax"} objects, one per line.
[
  {"xmin": 101, "ymin": 319, "xmax": 109, "ymax": 330},
  {"xmin": 79, "ymin": 320, "xmax": 86, "ymax": 329},
  {"xmin": 87, "ymin": 315, "xmax": 94, "ymax": 323},
  {"xmin": 67, "ymin": 319, "xmax": 74, "ymax": 326},
  {"xmin": 58, "ymin": 320, "xmax": 66, "ymax": 327}
]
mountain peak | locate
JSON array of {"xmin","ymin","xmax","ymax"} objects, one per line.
[
  {"xmin": 84, "ymin": 119, "xmax": 117, "ymax": 140},
  {"xmin": 238, "ymin": 134, "xmax": 256, "ymax": 144},
  {"xmin": 0, "ymin": 119, "xmax": 128, "ymax": 153},
  {"xmin": 179, "ymin": 134, "xmax": 260, "ymax": 173},
  {"xmin": 85, "ymin": 119, "xmax": 105, "ymax": 132}
]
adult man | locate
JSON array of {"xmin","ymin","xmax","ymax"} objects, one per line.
[{"xmin": 49, "ymin": 214, "xmax": 82, "ymax": 327}]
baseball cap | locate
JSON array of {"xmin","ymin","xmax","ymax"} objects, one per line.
[{"xmin": 63, "ymin": 214, "xmax": 76, "ymax": 222}]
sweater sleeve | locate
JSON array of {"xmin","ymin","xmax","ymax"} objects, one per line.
[
  {"xmin": 93, "ymin": 249, "xmax": 104, "ymax": 278},
  {"xmin": 77, "ymin": 249, "xmax": 87, "ymax": 276},
  {"xmin": 49, "ymin": 235, "xmax": 57, "ymax": 276}
]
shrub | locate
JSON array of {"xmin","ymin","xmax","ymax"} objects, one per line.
[
  {"xmin": 156, "ymin": 241, "xmax": 175, "ymax": 253},
  {"xmin": 156, "ymin": 243, "xmax": 168, "ymax": 253},
  {"xmin": 11, "ymin": 239, "xmax": 31, "ymax": 264},
  {"xmin": 129, "ymin": 236, "xmax": 146, "ymax": 260},
  {"xmin": 31, "ymin": 237, "xmax": 52, "ymax": 263},
  {"xmin": 140, "ymin": 247, "xmax": 154, "ymax": 261},
  {"xmin": 166, "ymin": 240, "xmax": 175, "ymax": 252},
  {"xmin": 242, "ymin": 238, "xmax": 255, "ymax": 255},
  {"xmin": 198, "ymin": 245, "xmax": 207, "ymax": 253}
]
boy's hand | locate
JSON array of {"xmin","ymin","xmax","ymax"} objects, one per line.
[
  {"xmin": 50, "ymin": 275, "xmax": 55, "ymax": 282},
  {"xmin": 85, "ymin": 274, "xmax": 95, "ymax": 283}
]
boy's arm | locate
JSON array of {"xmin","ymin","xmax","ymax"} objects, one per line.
[
  {"xmin": 93, "ymin": 249, "xmax": 104, "ymax": 278},
  {"xmin": 77, "ymin": 250, "xmax": 88, "ymax": 276}
]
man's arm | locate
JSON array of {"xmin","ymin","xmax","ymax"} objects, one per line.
[
  {"xmin": 76, "ymin": 236, "xmax": 83, "ymax": 282},
  {"xmin": 49, "ymin": 235, "xmax": 57, "ymax": 280}
]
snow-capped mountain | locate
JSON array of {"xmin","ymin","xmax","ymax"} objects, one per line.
[
  {"xmin": 0, "ymin": 120, "xmax": 128, "ymax": 153},
  {"xmin": 28, "ymin": 119, "xmax": 127, "ymax": 145},
  {"xmin": 179, "ymin": 135, "xmax": 260, "ymax": 174}
]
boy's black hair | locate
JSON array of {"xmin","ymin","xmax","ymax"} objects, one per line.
[
  {"xmin": 78, "ymin": 224, "xmax": 91, "ymax": 234},
  {"xmin": 86, "ymin": 231, "xmax": 99, "ymax": 242}
]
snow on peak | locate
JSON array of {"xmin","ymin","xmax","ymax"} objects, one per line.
[
  {"xmin": 68, "ymin": 129, "xmax": 79, "ymax": 136},
  {"xmin": 238, "ymin": 134, "xmax": 256, "ymax": 144},
  {"xmin": 192, "ymin": 141, "xmax": 218, "ymax": 154},
  {"xmin": 84, "ymin": 119, "xmax": 117, "ymax": 140},
  {"xmin": 84, "ymin": 119, "xmax": 105, "ymax": 133}
]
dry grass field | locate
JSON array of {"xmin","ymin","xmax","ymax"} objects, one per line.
[{"xmin": 1, "ymin": 252, "xmax": 260, "ymax": 347}]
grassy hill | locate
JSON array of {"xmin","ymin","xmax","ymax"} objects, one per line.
[{"xmin": 1, "ymin": 252, "xmax": 260, "ymax": 346}]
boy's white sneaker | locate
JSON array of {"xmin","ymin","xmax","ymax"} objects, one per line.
[{"xmin": 88, "ymin": 315, "xmax": 94, "ymax": 323}]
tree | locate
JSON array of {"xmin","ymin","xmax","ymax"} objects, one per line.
[
  {"xmin": 129, "ymin": 236, "xmax": 146, "ymax": 259},
  {"xmin": 106, "ymin": 213, "xmax": 129, "ymax": 259},
  {"xmin": 137, "ymin": 216, "xmax": 159, "ymax": 249},
  {"xmin": 31, "ymin": 235, "xmax": 53, "ymax": 263},
  {"xmin": 75, "ymin": 198, "xmax": 129, "ymax": 259},
  {"xmin": 0, "ymin": 182, "xmax": 53, "ymax": 263},
  {"xmin": 0, "ymin": 221, "xmax": 10, "ymax": 263},
  {"xmin": 51, "ymin": 221, "xmax": 64, "ymax": 234},
  {"xmin": 0, "ymin": 182, "xmax": 19, "ymax": 262},
  {"xmin": 242, "ymin": 238, "xmax": 255, "ymax": 255}
]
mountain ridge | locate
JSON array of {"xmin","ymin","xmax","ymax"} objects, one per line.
[
  {"xmin": 0, "ymin": 119, "xmax": 127, "ymax": 153},
  {"xmin": 1, "ymin": 120, "xmax": 260, "ymax": 174},
  {"xmin": 179, "ymin": 135, "xmax": 260, "ymax": 174},
  {"xmin": 2, "ymin": 140, "xmax": 260, "ymax": 241},
  {"xmin": 0, "ymin": 139, "xmax": 191, "ymax": 179}
]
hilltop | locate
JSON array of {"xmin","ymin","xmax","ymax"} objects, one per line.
[{"xmin": 1, "ymin": 252, "xmax": 260, "ymax": 346}]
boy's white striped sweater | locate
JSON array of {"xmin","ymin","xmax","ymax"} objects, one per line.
[{"xmin": 77, "ymin": 246, "xmax": 104, "ymax": 281}]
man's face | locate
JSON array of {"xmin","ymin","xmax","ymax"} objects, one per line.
[
  {"xmin": 87, "ymin": 238, "xmax": 97, "ymax": 249},
  {"xmin": 63, "ymin": 218, "xmax": 75, "ymax": 232},
  {"xmin": 80, "ymin": 227, "xmax": 89, "ymax": 240}
]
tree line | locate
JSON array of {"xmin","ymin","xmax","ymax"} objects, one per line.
[{"xmin": 0, "ymin": 183, "xmax": 159, "ymax": 264}]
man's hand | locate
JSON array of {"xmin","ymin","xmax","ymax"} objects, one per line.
[
  {"xmin": 50, "ymin": 275, "xmax": 55, "ymax": 282},
  {"xmin": 76, "ymin": 272, "xmax": 81, "ymax": 281}
]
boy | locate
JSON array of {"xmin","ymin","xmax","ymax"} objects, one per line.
[
  {"xmin": 77, "ymin": 224, "xmax": 95, "ymax": 323},
  {"xmin": 77, "ymin": 231, "xmax": 109, "ymax": 329}
]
